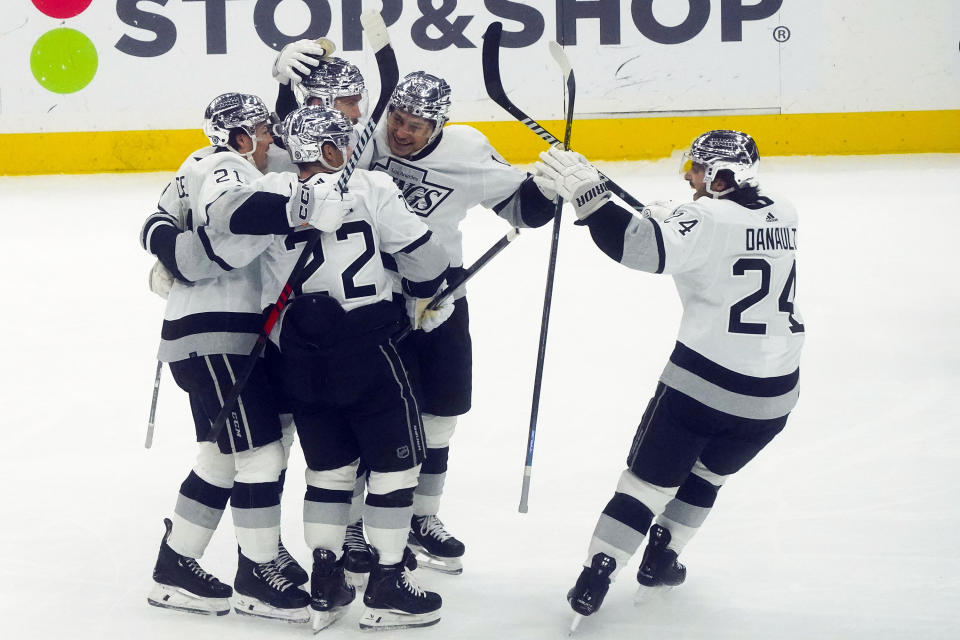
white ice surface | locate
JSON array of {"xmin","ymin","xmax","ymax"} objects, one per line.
[{"xmin": 1, "ymin": 154, "xmax": 958, "ymax": 639}]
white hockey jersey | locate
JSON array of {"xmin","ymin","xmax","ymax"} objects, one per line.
[
  {"xmin": 583, "ymin": 191, "xmax": 805, "ymax": 419},
  {"xmin": 195, "ymin": 167, "xmax": 449, "ymax": 341},
  {"xmin": 255, "ymin": 170, "xmax": 448, "ymax": 322},
  {"xmin": 359, "ymin": 123, "xmax": 533, "ymax": 272},
  {"xmin": 265, "ymin": 143, "xmax": 298, "ymax": 175},
  {"xmin": 141, "ymin": 148, "xmax": 272, "ymax": 362}
]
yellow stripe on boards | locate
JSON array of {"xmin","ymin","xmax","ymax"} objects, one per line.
[
  {"xmin": 0, "ymin": 129, "xmax": 209, "ymax": 176},
  {"xmin": 480, "ymin": 109, "xmax": 960, "ymax": 162},
  {"xmin": 1, "ymin": 110, "xmax": 957, "ymax": 175}
]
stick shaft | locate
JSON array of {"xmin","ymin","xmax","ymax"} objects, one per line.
[{"xmin": 145, "ymin": 360, "xmax": 162, "ymax": 449}]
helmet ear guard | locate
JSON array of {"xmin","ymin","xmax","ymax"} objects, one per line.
[{"xmin": 681, "ymin": 129, "xmax": 760, "ymax": 197}]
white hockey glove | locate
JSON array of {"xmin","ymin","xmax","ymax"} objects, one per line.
[
  {"xmin": 272, "ymin": 39, "xmax": 330, "ymax": 85},
  {"xmin": 406, "ymin": 291, "xmax": 455, "ymax": 333},
  {"xmin": 149, "ymin": 259, "xmax": 174, "ymax": 299},
  {"xmin": 289, "ymin": 177, "xmax": 355, "ymax": 233},
  {"xmin": 535, "ymin": 146, "xmax": 611, "ymax": 220},
  {"xmin": 640, "ymin": 199, "xmax": 682, "ymax": 222},
  {"xmin": 531, "ymin": 167, "xmax": 559, "ymax": 201}
]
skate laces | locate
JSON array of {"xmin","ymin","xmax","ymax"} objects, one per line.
[
  {"xmin": 258, "ymin": 560, "xmax": 295, "ymax": 592},
  {"xmin": 275, "ymin": 543, "xmax": 296, "ymax": 571},
  {"xmin": 344, "ymin": 521, "xmax": 368, "ymax": 551},
  {"xmin": 400, "ymin": 568, "xmax": 426, "ymax": 597},
  {"xmin": 418, "ymin": 515, "xmax": 452, "ymax": 542},
  {"xmin": 180, "ymin": 557, "xmax": 217, "ymax": 582}
]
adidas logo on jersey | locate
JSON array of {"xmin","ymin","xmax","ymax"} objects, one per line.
[{"xmin": 765, "ymin": 212, "xmax": 778, "ymax": 222}]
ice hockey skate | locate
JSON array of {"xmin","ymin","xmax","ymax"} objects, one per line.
[
  {"xmin": 276, "ymin": 538, "xmax": 309, "ymax": 586},
  {"xmin": 567, "ymin": 553, "xmax": 616, "ymax": 634},
  {"xmin": 233, "ymin": 551, "xmax": 311, "ymax": 623},
  {"xmin": 342, "ymin": 519, "xmax": 377, "ymax": 587},
  {"xmin": 309, "ymin": 548, "xmax": 356, "ymax": 632},
  {"xmin": 359, "ymin": 549, "xmax": 442, "ymax": 630},
  {"xmin": 407, "ymin": 514, "xmax": 464, "ymax": 574},
  {"xmin": 635, "ymin": 524, "xmax": 686, "ymax": 604},
  {"xmin": 147, "ymin": 518, "xmax": 232, "ymax": 616}
]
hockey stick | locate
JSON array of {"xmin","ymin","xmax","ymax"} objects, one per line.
[
  {"xmin": 395, "ymin": 228, "xmax": 520, "ymax": 343},
  {"xmin": 204, "ymin": 9, "xmax": 398, "ymax": 443},
  {"xmin": 518, "ymin": 42, "xmax": 575, "ymax": 514},
  {"xmin": 144, "ymin": 360, "xmax": 162, "ymax": 448},
  {"xmin": 481, "ymin": 22, "xmax": 645, "ymax": 214}
]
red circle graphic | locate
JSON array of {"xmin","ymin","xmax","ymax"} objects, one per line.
[{"xmin": 32, "ymin": 1, "xmax": 93, "ymax": 19}]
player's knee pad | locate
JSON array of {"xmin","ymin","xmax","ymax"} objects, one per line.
[
  {"xmin": 616, "ymin": 468, "xmax": 677, "ymax": 516},
  {"xmin": 691, "ymin": 458, "xmax": 728, "ymax": 488},
  {"xmin": 422, "ymin": 414, "xmax": 457, "ymax": 449},
  {"xmin": 305, "ymin": 459, "xmax": 360, "ymax": 492},
  {"xmin": 234, "ymin": 440, "xmax": 284, "ymax": 483},
  {"xmin": 193, "ymin": 441, "xmax": 236, "ymax": 488},
  {"xmin": 367, "ymin": 465, "xmax": 421, "ymax": 497}
]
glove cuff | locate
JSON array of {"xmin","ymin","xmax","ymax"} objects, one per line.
[{"xmin": 572, "ymin": 181, "xmax": 612, "ymax": 220}]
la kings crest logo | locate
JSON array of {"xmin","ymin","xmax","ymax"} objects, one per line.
[{"xmin": 372, "ymin": 157, "xmax": 453, "ymax": 217}]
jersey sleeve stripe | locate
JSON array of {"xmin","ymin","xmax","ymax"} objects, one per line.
[
  {"xmin": 648, "ymin": 218, "xmax": 665, "ymax": 274},
  {"xmin": 397, "ymin": 230, "xmax": 434, "ymax": 254},
  {"xmin": 197, "ymin": 226, "xmax": 235, "ymax": 271},
  {"xmin": 140, "ymin": 212, "xmax": 177, "ymax": 251}
]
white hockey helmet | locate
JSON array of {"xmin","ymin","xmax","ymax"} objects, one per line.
[
  {"xmin": 389, "ymin": 71, "xmax": 452, "ymax": 145},
  {"xmin": 681, "ymin": 129, "xmax": 760, "ymax": 196},
  {"xmin": 293, "ymin": 57, "xmax": 368, "ymax": 117},
  {"xmin": 278, "ymin": 105, "xmax": 356, "ymax": 171},
  {"xmin": 202, "ymin": 92, "xmax": 272, "ymax": 151}
]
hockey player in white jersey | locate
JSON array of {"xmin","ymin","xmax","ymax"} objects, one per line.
[
  {"xmin": 269, "ymin": 43, "xmax": 382, "ymax": 584},
  {"xmin": 358, "ymin": 71, "xmax": 556, "ymax": 573},
  {"xmin": 140, "ymin": 93, "xmax": 311, "ymax": 621},
  {"xmin": 201, "ymin": 105, "xmax": 453, "ymax": 631},
  {"xmin": 267, "ymin": 44, "xmax": 367, "ymax": 174},
  {"xmin": 534, "ymin": 130, "xmax": 805, "ymax": 629}
]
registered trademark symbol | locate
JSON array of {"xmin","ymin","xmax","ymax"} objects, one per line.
[{"xmin": 773, "ymin": 25, "xmax": 791, "ymax": 42}]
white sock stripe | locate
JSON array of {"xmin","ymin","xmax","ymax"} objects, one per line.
[
  {"xmin": 305, "ymin": 462, "xmax": 360, "ymax": 492},
  {"xmin": 692, "ymin": 458, "xmax": 728, "ymax": 486},
  {"xmin": 615, "ymin": 469, "xmax": 678, "ymax": 517}
]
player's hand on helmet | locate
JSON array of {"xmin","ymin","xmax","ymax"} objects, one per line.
[
  {"xmin": 272, "ymin": 39, "xmax": 328, "ymax": 85},
  {"xmin": 535, "ymin": 146, "xmax": 611, "ymax": 220},
  {"xmin": 641, "ymin": 200, "xmax": 682, "ymax": 222},
  {"xmin": 406, "ymin": 289, "xmax": 455, "ymax": 333},
  {"xmin": 149, "ymin": 259, "xmax": 174, "ymax": 299}
]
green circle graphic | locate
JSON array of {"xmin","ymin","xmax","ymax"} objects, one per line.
[{"xmin": 30, "ymin": 28, "xmax": 98, "ymax": 94}]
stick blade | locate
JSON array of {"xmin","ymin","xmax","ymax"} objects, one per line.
[
  {"xmin": 481, "ymin": 22, "xmax": 511, "ymax": 107},
  {"xmin": 548, "ymin": 41, "xmax": 573, "ymax": 81},
  {"xmin": 360, "ymin": 10, "xmax": 389, "ymax": 51}
]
